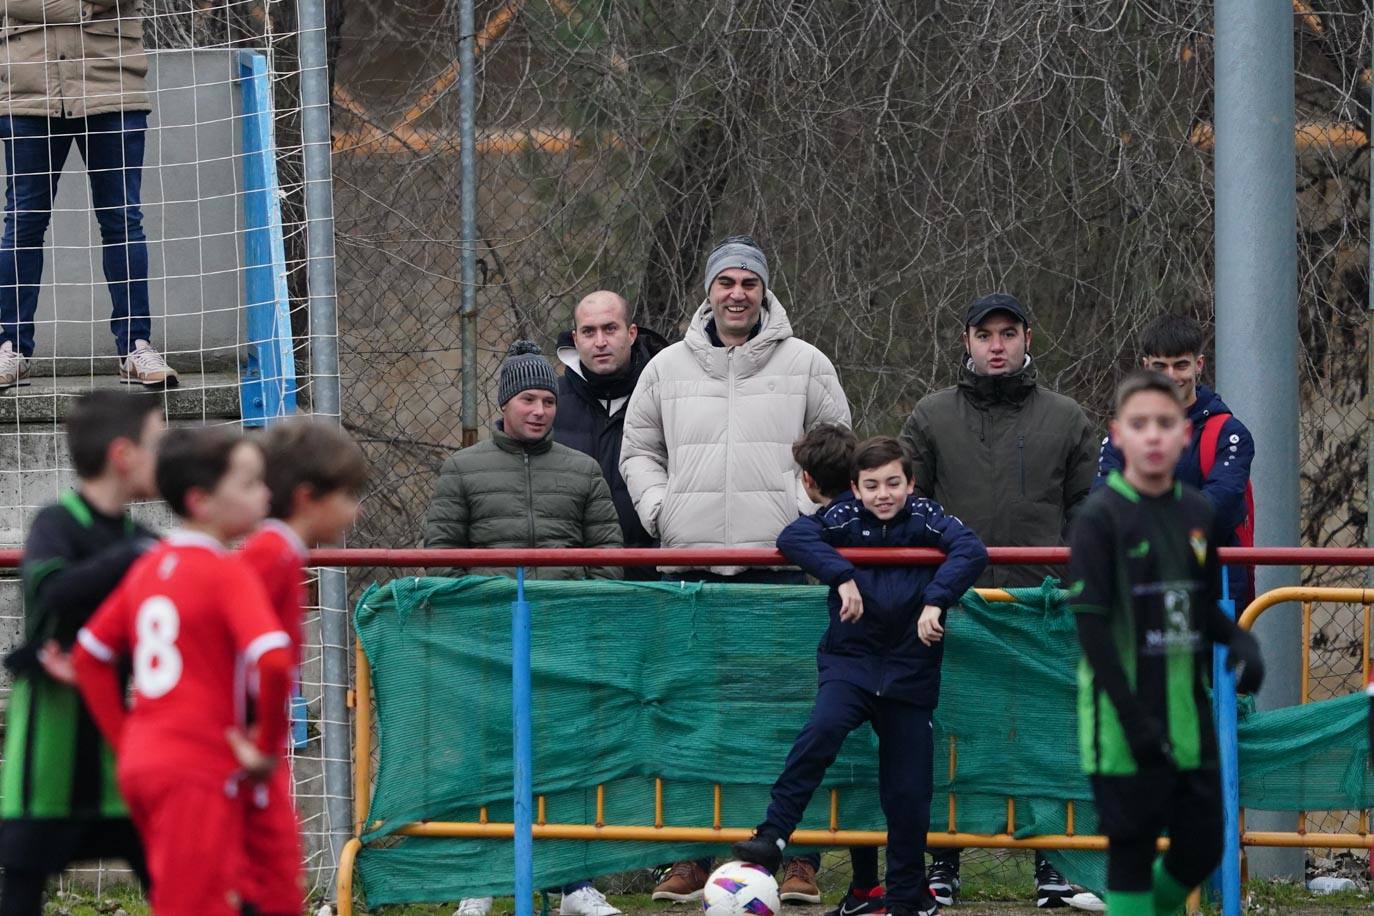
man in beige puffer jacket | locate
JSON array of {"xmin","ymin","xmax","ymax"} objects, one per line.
[
  {"xmin": 621, "ymin": 236, "xmax": 850, "ymax": 901},
  {"xmin": 621, "ymin": 236, "xmax": 850, "ymax": 578},
  {"xmin": 0, "ymin": 0, "xmax": 178, "ymax": 388}
]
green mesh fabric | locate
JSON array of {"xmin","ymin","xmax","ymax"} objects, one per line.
[{"xmin": 352, "ymin": 577, "xmax": 1372, "ymax": 906}]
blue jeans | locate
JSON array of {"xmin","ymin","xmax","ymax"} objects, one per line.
[{"xmin": 0, "ymin": 112, "xmax": 151, "ymax": 357}]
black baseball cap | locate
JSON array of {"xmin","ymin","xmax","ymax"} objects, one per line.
[{"xmin": 964, "ymin": 293, "xmax": 1031, "ymax": 329}]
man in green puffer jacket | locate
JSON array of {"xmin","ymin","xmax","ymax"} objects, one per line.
[
  {"xmin": 423, "ymin": 340, "xmax": 623, "ymax": 583},
  {"xmin": 423, "ymin": 344, "xmax": 626, "ymax": 916}
]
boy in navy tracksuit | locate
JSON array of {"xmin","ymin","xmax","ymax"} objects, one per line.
[{"xmin": 734, "ymin": 436, "xmax": 987, "ymax": 916}]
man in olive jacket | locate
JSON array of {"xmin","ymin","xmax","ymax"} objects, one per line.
[
  {"xmin": 898, "ymin": 293, "xmax": 1099, "ymax": 911},
  {"xmin": 423, "ymin": 345, "xmax": 625, "ymax": 916},
  {"xmin": 0, "ymin": 0, "xmax": 179, "ymax": 388},
  {"xmin": 423, "ymin": 340, "xmax": 623, "ymax": 583},
  {"xmin": 900, "ymin": 294, "xmax": 1097, "ymax": 590}
]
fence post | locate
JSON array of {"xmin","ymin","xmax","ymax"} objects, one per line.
[
  {"xmin": 514, "ymin": 568, "xmax": 535, "ymax": 916},
  {"xmin": 1367, "ymin": 8, "xmax": 1374, "ymax": 577},
  {"xmin": 295, "ymin": 0, "xmax": 354, "ymax": 890},
  {"xmin": 459, "ymin": 0, "xmax": 479, "ymax": 447}
]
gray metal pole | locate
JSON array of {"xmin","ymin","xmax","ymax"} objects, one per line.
[
  {"xmin": 296, "ymin": 0, "xmax": 355, "ymax": 893},
  {"xmin": 1213, "ymin": 0, "xmax": 1301, "ymax": 880},
  {"xmin": 1368, "ymin": 9, "xmax": 1373, "ymax": 565},
  {"xmin": 459, "ymin": 0, "xmax": 479, "ymax": 447}
]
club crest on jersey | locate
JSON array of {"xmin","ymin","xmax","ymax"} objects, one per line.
[{"xmin": 1189, "ymin": 528, "xmax": 1207, "ymax": 566}]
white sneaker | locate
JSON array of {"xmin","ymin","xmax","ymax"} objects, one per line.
[
  {"xmin": 559, "ymin": 886, "xmax": 621, "ymax": 916},
  {"xmin": 119, "ymin": 339, "xmax": 179, "ymax": 388},
  {"xmin": 1066, "ymin": 891, "xmax": 1106, "ymax": 912},
  {"xmin": 0, "ymin": 341, "xmax": 29, "ymax": 389},
  {"xmin": 454, "ymin": 897, "xmax": 493, "ymax": 916}
]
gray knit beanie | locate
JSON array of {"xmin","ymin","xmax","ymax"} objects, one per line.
[
  {"xmin": 703, "ymin": 235, "xmax": 769, "ymax": 294},
  {"xmin": 498, "ymin": 340, "xmax": 558, "ymax": 406}
]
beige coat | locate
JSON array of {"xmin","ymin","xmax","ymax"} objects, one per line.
[
  {"xmin": 620, "ymin": 292, "xmax": 851, "ymax": 574},
  {"xmin": 1, "ymin": 1, "xmax": 149, "ymax": 118}
]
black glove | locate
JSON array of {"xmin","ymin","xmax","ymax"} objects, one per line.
[
  {"xmin": 2, "ymin": 642, "xmax": 41, "ymax": 677},
  {"xmin": 1226, "ymin": 628, "xmax": 1265, "ymax": 695},
  {"xmin": 1127, "ymin": 715, "xmax": 1175, "ymax": 770}
]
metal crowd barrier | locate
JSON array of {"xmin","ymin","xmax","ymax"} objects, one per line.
[{"xmin": 317, "ymin": 546, "xmax": 1374, "ymax": 916}]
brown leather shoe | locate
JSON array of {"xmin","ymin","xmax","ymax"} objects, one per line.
[
  {"xmin": 780, "ymin": 857, "xmax": 821, "ymax": 904},
  {"xmin": 651, "ymin": 861, "xmax": 709, "ymax": 902}
]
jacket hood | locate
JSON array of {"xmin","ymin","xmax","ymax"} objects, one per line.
[
  {"xmin": 556, "ymin": 326, "xmax": 672, "ymax": 378},
  {"xmin": 683, "ymin": 290, "xmax": 795, "ymax": 377},
  {"xmin": 1189, "ymin": 384, "xmax": 1230, "ymax": 423},
  {"xmin": 958, "ymin": 353, "xmax": 1037, "ymax": 407}
]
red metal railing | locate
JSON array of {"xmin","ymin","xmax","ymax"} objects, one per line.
[{"xmin": 0, "ymin": 546, "xmax": 1369, "ymax": 569}]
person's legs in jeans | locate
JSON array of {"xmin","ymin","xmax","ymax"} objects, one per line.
[
  {"xmin": 75, "ymin": 111, "xmax": 150, "ymax": 357},
  {"xmin": 872, "ymin": 700, "xmax": 933, "ymax": 911},
  {"xmin": 0, "ymin": 116, "xmax": 74, "ymax": 357}
]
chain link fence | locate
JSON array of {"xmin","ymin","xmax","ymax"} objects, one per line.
[{"xmin": 329, "ymin": 0, "xmax": 1373, "ymax": 898}]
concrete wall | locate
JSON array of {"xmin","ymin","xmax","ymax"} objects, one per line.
[{"xmin": 2, "ymin": 50, "xmax": 246, "ymax": 368}]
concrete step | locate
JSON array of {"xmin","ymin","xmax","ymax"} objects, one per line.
[{"xmin": 0, "ymin": 370, "xmax": 241, "ymax": 424}]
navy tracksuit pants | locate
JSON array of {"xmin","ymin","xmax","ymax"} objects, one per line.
[{"xmin": 758, "ymin": 679, "xmax": 934, "ymax": 907}]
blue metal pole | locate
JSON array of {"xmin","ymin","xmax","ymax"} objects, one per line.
[
  {"xmin": 514, "ymin": 568, "xmax": 534, "ymax": 916},
  {"xmin": 1214, "ymin": 569, "xmax": 1242, "ymax": 916}
]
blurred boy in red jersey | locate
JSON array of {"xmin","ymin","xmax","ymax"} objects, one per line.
[
  {"xmin": 239, "ymin": 419, "xmax": 366, "ymax": 916},
  {"xmin": 72, "ymin": 427, "xmax": 292, "ymax": 916}
]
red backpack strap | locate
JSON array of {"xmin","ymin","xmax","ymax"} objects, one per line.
[
  {"xmin": 1198, "ymin": 412, "xmax": 1230, "ymax": 478},
  {"xmin": 1200, "ymin": 412, "xmax": 1256, "ymax": 547}
]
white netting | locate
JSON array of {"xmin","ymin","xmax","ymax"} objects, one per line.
[{"xmin": 0, "ymin": 0, "xmax": 341, "ymax": 902}]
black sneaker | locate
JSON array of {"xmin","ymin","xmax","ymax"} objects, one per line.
[
  {"xmin": 1034, "ymin": 858, "xmax": 1074, "ymax": 909},
  {"xmin": 824, "ymin": 886, "xmax": 887, "ymax": 916},
  {"xmin": 927, "ymin": 861, "xmax": 959, "ymax": 907},
  {"xmin": 731, "ymin": 833, "xmax": 783, "ymax": 873},
  {"xmin": 889, "ymin": 892, "xmax": 940, "ymax": 916}
]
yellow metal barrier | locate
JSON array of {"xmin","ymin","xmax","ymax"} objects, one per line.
[
  {"xmin": 1233, "ymin": 587, "xmax": 1374, "ymax": 882},
  {"xmin": 336, "ymin": 586, "xmax": 1369, "ymax": 915}
]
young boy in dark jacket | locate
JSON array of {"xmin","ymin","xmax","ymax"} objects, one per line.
[{"xmin": 734, "ymin": 436, "xmax": 988, "ymax": 916}]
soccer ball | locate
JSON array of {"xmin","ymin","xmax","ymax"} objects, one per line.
[{"xmin": 702, "ymin": 861, "xmax": 781, "ymax": 916}]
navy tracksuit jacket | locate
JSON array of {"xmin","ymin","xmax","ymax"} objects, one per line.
[{"xmin": 760, "ymin": 492, "xmax": 987, "ymax": 906}]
